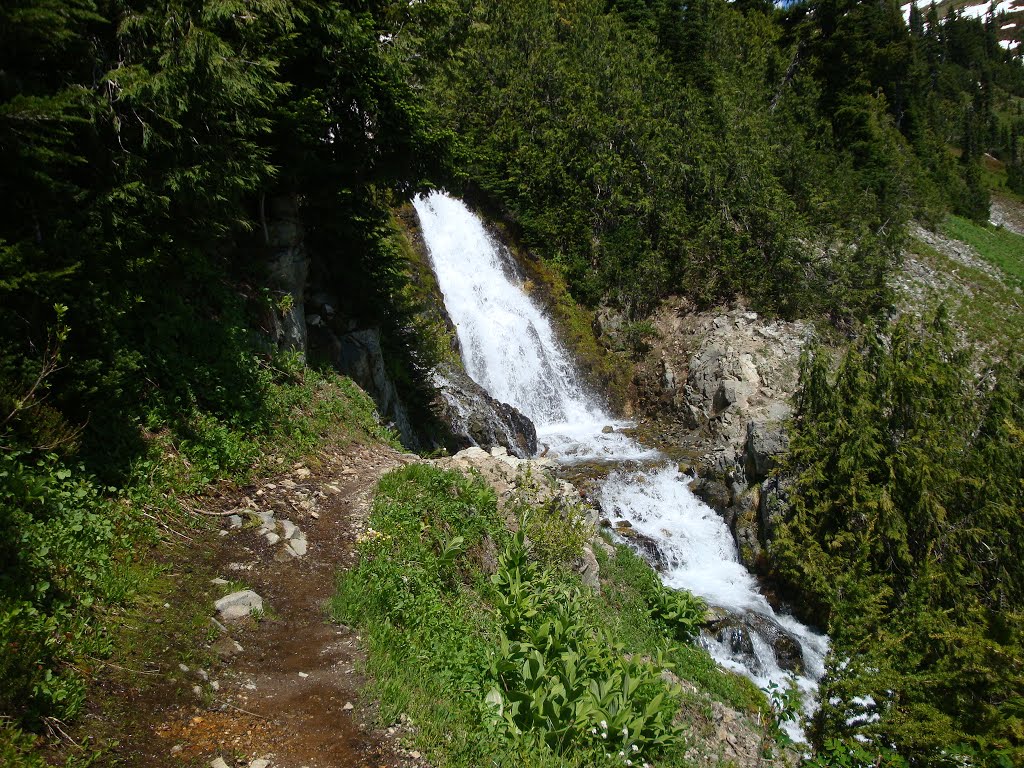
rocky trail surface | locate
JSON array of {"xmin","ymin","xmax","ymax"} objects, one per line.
[{"xmin": 84, "ymin": 442, "xmax": 431, "ymax": 768}]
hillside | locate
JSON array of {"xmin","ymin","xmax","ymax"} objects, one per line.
[
  {"xmin": 2, "ymin": 1, "xmax": 1024, "ymax": 767},
  {"xmin": 900, "ymin": 0, "xmax": 1024, "ymax": 50}
]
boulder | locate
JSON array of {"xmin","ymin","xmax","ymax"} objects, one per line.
[
  {"xmin": 579, "ymin": 544, "xmax": 601, "ymax": 590},
  {"xmin": 214, "ymin": 590, "xmax": 263, "ymax": 622},
  {"xmin": 710, "ymin": 610, "xmax": 804, "ymax": 674},
  {"xmin": 432, "ymin": 367, "xmax": 537, "ymax": 458},
  {"xmin": 744, "ymin": 421, "xmax": 790, "ymax": 481},
  {"xmin": 745, "ymin": 612, "xmax": 803, "ymax": 673}
]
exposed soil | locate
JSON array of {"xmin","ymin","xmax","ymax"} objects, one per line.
[{"xmin": 74, "ymin": 441, "xmax": 428, "ymax": 768}]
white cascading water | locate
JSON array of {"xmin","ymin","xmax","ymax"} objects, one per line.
[{"xmin": 413, "ymin": 191, "xmax": 827, "ymax": 739}]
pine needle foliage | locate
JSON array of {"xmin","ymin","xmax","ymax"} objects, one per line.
[{"xmin": 772, "ymin": 309, "xmax": 1024, "ymax": 765}]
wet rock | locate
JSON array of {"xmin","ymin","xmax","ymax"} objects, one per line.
[
  {"xmin": 690, "ymin": 476, "xmax": 732, "ymax": 515},
  {"xmin": 716, "ymin": 623, "xmax": 756, "ymax": 659},
  {"xmin": 745, "ymin": 612, "xmax": 803, "ymax": 673},
  {"xmin": 614, "ymin": 522, "xmax": 669, "ymax": 572},
  {"xmin": 214, "ymin": 590, "xmax": 263, "ymax": 622},
  {"xmin": 433, "ymin": 367, "xmax": 538, "ymax": 458}
]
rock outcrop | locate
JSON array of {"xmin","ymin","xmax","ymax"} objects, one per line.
[
  {"xmin": 432, "ymin": 367, "xmax": 538, "ymax": 458},
  {"xmin": 434, "ymin": 446, "xmax": 602, "ymax": 589},
  {"xmin": 632, "ymin": 300, "xmax": 807, "ymax": 461},
  {"xmin": 327, "ymin": 326, "xmax": 416, "ymax": 446},
  {"xmin": 623, "ymin": 300, "xmax": 808, "ymax": 570},
  {"xmin": 265, "ymin": 196, "xmax": 308, "ymax": 357}
]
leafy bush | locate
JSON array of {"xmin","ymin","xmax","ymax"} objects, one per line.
[
  {"xmin": 0, "ymin": 453, "xmax": 120, "ymax": 723},
  {"xmin": 646, "ymin": 583, "xmax": 708, "ymax": 642},
  {"xmin": 486, "ymin": 532, "xmax": 684, "ymax": 762}
]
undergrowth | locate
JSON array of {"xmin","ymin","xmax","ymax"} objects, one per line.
[
  {"xmin": 0, "ymin": 359, "xmax": 398, "ymax": 763},
  {"xmin": 332, "ymin": 464, "xmax": 769, "ymax": 768}
]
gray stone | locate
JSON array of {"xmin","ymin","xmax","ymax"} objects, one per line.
[
  {"xmin": 579, "ymin": 544, "xmax": 601, "ymax": 590},
  {"xmin": 327, "ymin": 327, "xmax": 416, "ymax": 448},
  {"xmin": 228, "ymin": 515, "xmax": 243, "ymax": 529},
  {"xmin": 432, "ymin": 367, "xmax": 538, "ymax": 458},
  {"xmin": 211, "ymin": 759, "xmax": 231, "ymax": 768},
  {"xmin": 279, "ymin": 519, "xmax": 298, "ymax": 540},
  {"xmin": 214, "ymin": 590, "xmax": 263, "ymax": 622},
  {"xmin": 286, "ymin": 538, "xmax": 308, "ymax": 557},
  {"xmin": 249, "ymin": 759, "xmax": 272, "ymax": 768},
  {"xmin": 714, "ymin": 379, "xmax": 741, "ymax": 411},
  {"xmin": 744, "ymin": 421, "xmax": 790, "ymax": 481},
  {"xmin": 265, "ymin": 532, "xmax": 280, "ymax": 546}
]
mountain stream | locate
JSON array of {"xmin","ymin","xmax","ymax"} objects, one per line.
[{"xmin": 413, "ymin": 191, "xmax": 828, "ymax": 740}]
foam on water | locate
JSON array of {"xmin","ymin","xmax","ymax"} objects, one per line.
[{"xmin": 414, "ymin": 190, "xmax": 828, "ymax": 739}]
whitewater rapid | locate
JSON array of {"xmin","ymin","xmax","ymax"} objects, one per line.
[{"xmin": 413, "ymin": 190, "xmax": 827, "ymax": 739}]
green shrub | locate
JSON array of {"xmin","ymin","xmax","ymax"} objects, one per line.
[
  {"xmin": 646, "ymin": 583, "xmax": 708, "ymax": 642},
  {"xmin": 486, "ymin": 532, "xmax": 684, "ymax": 762},
  {"xmin": 0, "ymin": 453, "xmax": 119, "ymax": 723}
]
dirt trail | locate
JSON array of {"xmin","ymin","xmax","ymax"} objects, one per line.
[{"xmin": 103, "ymin": 441, "xmax": 424, "ymax": 768}]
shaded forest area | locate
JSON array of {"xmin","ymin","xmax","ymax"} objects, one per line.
[{"xmin": 2, "ymin": 1, "xmax": 1023, "ymax": 766}]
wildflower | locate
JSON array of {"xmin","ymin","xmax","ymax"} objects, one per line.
[
  {"xmin": 631, "ymin": 744, "xmax": 639, "ymax": 752},
  {"xmin": 600, "ymin": 720, "xmax": 608, "ymax": 729}
]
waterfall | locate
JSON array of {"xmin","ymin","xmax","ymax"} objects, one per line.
[{"xmin": 413, "ymin": 190, "xmax": 827, "ymax": 740}]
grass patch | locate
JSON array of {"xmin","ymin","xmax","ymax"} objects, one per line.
[
  {"xmin": 942, "ymin": 215, "xmax": 1024, "ymax": 289},
  {"xmin": 332, "ymin": 464, "xmax": 772, "ymax": 768},
  {"xmin": 907, "ymin": 237, "xmax": 1024, "ymax": 351}
]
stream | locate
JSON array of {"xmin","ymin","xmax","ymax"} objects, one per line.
[{"xmin": 413, "ymin": 191, "xmax": 828, "ymax": 740}]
